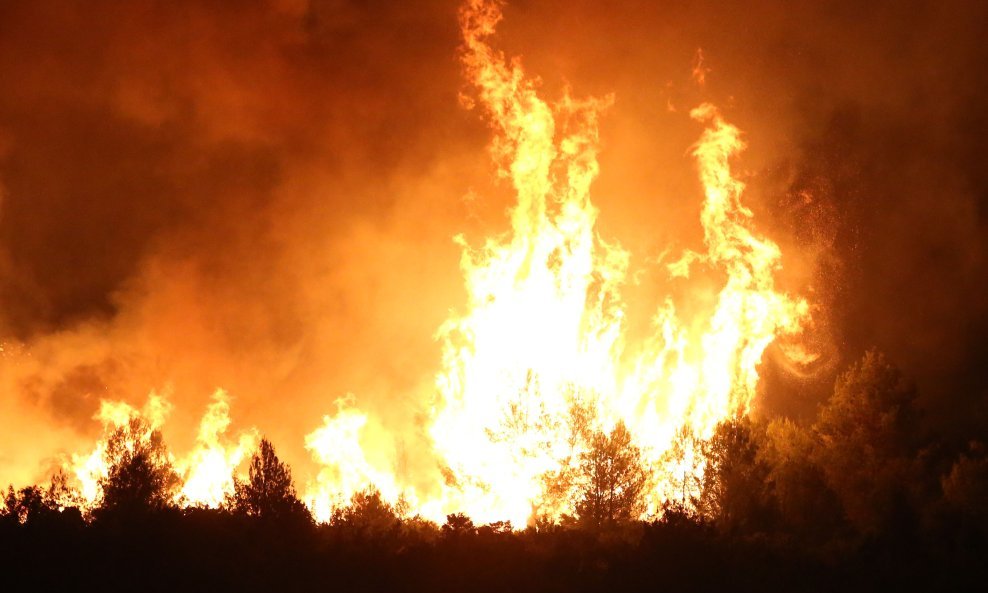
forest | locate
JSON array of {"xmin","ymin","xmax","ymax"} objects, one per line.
[
  {"xmin": 3, "ymin": 350, "xmax": 986, "ymax": 592},
  {"xmin": 1, "ymin": 0, "xmax": 988, "ymax": 591}
]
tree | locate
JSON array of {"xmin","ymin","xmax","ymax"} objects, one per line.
[
  {"xmin": 661, "ymin": 425, "xmax": 705, "ymax": 517},
  {"xmin": 2, "ymin": 468, "xmax": 84, "ymax": 529},
  {"xmin": 229, "ymin": 438, "xmax": 309, "ymax": 523},
  {"xmin": 45, "ymin": 469, "xmax": 80, "ymax": 511},
  {"xmin": 758, "ymin": 418, "xmax": 843, "ymax": 540},
  {"xmin": 331, "ymin": 488, "xmax": 401, "ymax": 541},
  {"xmin": 96, "ymin": 417, "xmax": 181, "ymax": 519},
  {"xmin": 941, "ymin": 441, "xmax": 988, "ymax": 528},
  {"xmin": 812, "ymin": 350, "xmax": 920, "ymax": 535},
  {"xmin": 698, "ymin": 417, "xmax": 773, "ymax": 534},
  {"xmin": 3, "ymin": 485, "xmax": 47, "ymax": 525},
  {"xmin": 401, "ymin": 514, "xmax": 441, "ymax": 545},
  {"xmin": 574, "ymin": 421, "xmax": 648, "ymax": 529},
  {"xmin": 441, "ymin": 512, "xmax": 475, "ymax": 537}
]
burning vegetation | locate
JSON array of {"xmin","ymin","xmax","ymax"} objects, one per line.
[
  {"xmin": 12, "ymin": 0, "xmax": 816, "ymax": 527},
  {"xmin": 1, "ymin": 0, "xmax": 988, "ymax": 590}
]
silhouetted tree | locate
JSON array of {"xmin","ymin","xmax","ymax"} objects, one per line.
[
  {"xmin": 2, "ymin": 470, "xmax": 82, "ymax": 528},
  {"xmin": 759, "ymin": 418, "xmax": 843, "ymax": 540},
  {"xmin": 331, "ymin": 488, "xmax": 401, "ymax": 540},
  {"xmin": 45, "ymin": 469, "xmax": 79, "ymax": 510},
  {"xmin": 96, "ymin": 417, "xmax": 180, "ymax": 519},
  {"xmin": 541, "ymin": 398, "xmax": 597, "ymax": 521},
  {"xmin": 400, "ymin": 514, "xmax": 441, "ymax": 545},
  {"xmin": 813, "ymin": 350, "xmax": 920, "ymax": 535},
  {"xmin": 478, "ymin": 520, "xmax": 512, "ymax": 535},
  {"xmin": 698, "ymin": 417, "xmax": 773, "ymax": 534},
  {"xmin": 574, "ymin": 421, "xmax": 648, "ymax": 529},
  {"xmin": 941, "ymin": 441, "xmax": 988, "ymax": 529},
  {"xmin": 229, "ymin": 438, "xmax": 309, "ymax": 522},
  {"xmin": 662, "ymin": 425, "xmax": 705, "ymax": 515},
  {"xmin": 441, "ymin": 512, "xmax": 475, "ymax": 537},
  {"xmin": 3, "ymin": 485, "xmax": 47, "ymax": 525}
]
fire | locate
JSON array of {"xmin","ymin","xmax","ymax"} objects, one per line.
[
  {"xmin": 422, "ymin": 0, "xmax": 809, "ymax": 524},
  {"xmin": 69, "ymin": 392, "xmax": 172, "ymax": 510},
  {"xmin": 304, "ymin": 399, "xmax": 406, "ymax": 523},
  {"xmin": 42, "ymin": 0, "xmax": 809, "ymax": 527},
  {"xmin": 65, "ymin": 390, "xmax": 257, "ymax": 512}
]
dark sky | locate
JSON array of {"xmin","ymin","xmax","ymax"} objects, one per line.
[{"xmin": 1, "ymin": 0, "xmax": 986, "ymax": 485}]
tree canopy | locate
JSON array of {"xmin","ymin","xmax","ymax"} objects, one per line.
[
  {"xmin": 574, "ymin": 421, "xmax": 647, "ymax": 529},
  {"xmin": 95, "ymin": 417, "xmax": 180, "ymax": 519},
  {"xmin": 698, "ymin": 417, "xmax": 773, "ymax": 534},
  {"xmin": 812, "ymin": 350, "xmax": 921, "ymax": 534},
  {"xmin": 229, "ymin": 438, "xmax": 309, "ymax": 523}
]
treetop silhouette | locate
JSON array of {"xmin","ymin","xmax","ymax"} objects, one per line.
[
  {"xmin": 96, "ymin": 416, "xmax": 180, "ymax": 519},
  {"xmin": 229, "ymin": 438, "xmax": 310, "ymax": 523}
]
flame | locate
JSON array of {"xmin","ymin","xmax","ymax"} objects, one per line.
[
  {"xmin": 303, "ymin": 399, "xmax": 406, "ymax": 523},
  {"xmin": 65, "ymin": 390, "xmax": 257, "ymax": 512},
  {"xmin": 47, "ymin": 0, "xmax": 810, "ymax": 527},
  {"xmin": 176, "ymin": 390, "xmax": 258, "ymax": 508},
  {"xmin": 420, "ymin": 0, "xmax": 809, "ymax": 524},
  {"xmin": 69, "ymin": 392, "xmax": 173, "ymax": 510}
]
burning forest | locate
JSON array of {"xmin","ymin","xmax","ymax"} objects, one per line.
[{"xmin": 1, "ymin": 0, "xmax": 987, "ymax": 591}]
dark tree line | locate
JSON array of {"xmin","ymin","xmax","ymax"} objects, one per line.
[
  {"xmin": 2, "ymin": 423, "xmax": 310, "ymax": 529},
  {"xmin": 2, "ymin": 349, "xmax": 987, "ymax": 591},
  {"xmin": 694, "ymin": 350, "xmax": 979, "ymax": 546}
]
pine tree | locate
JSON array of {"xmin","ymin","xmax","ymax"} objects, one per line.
[{"xmin": 229, "ymin": 438, "xmax": 310, "ymax": 523}]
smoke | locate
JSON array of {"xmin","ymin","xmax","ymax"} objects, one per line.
[
  {"xmin": 0, "ymin": 0, "xmax": 481, "ymax": 486},
  {"xmin": 1, "ymin": 0, "xmax": 986, "ymax": 486},
  {"xmin": 492, "ymin": 0, "xmax": 988, "ymax": 428}
]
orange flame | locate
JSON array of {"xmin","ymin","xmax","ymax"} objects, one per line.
[
  {"xmin": 176, "ymin": 390, "xmax": 258, "ymax": 508},
  {"xmin": 68, "ymin": 392, "xmax": 172, "ymax": 510},
  {"xmin": 49, "ymin": 0, "xmax": 810, "ymax": 527},
  {"xmin": 420, "ymin": 0, "xmax": 810, "ymax": 524},
  {"xmin": 65, "ymin": 390, "xmax": 257, "ymax": 513}
]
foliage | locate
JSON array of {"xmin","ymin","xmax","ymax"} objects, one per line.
[
  {"xmin": 4, "ymin": 485, "xmax": 47, "ymax": 525},
  {"xmin": 3, "ymin": 349, "xmax": 986, "ymax": 590},
  {"xmin": 441, "ymin": 512, "xmax": 476, "ymax": 537},
  {"xmin": 538, "ymin": 395, "xmax": 597, "ymax": 519},
  {"xmin": 574, "ymin": 421, "xmax": 648, "ymax": 529},
  {"xmin": 758, "ymin": 418, "xmax": 843, "ymax": 539},
  {"xmin": 941, "ymin": 441, "xmax": 988, "ymax": 525},
  {"xmin": 399, "ymin": 514, "xmax": 441, "ymax": 545},
  {"xmin": 96, "ymin": 417, "xmax": 181, "ymax": 519},
  {"xmin": 331, "ymin": 488, "xmax": 401, "ymax": 540},
  {"xmin": 697, "ymin": 417, "xmax": 773, "ymax": 534},
  {"xmin": 228, "ymin": 438, "xmax": 310, "ymax": 523},
  {"xmin": 2, "ymin": 349, "xmax": 987, "ymax": 590},
  {"xmin": 2, "ymin": 469, "xmax": 84, "ymax": 529},
  {"xmin": 812, "ymin": 350, "xmax": 920, "ymax": 535},
  {"xmin": 661, "ymin": 425, "xmax": 705, "ymax": 512},
  {"xmin": 478, "ymin": 520, "xmax": 512, "ymax": 535}
]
